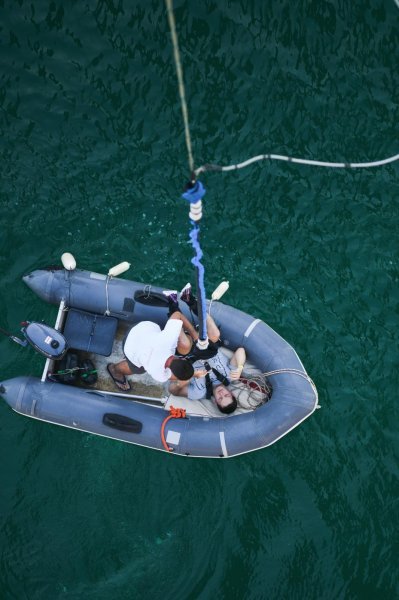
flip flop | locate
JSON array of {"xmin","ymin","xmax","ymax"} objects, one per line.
[{"xmin": 107, "ymin": 364, "xmax": 131, "ymax": 392}]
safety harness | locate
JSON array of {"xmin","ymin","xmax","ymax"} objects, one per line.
[{"xmin": 203, "ymin": 361, "xmax": 230, "ymax": 400}]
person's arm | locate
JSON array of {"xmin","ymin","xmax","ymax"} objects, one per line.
[
  {"xmin": 169, "ymin": 380, "xmax": 189, "ymax": 397},
  {"xmin": 194, "ymin": 369, "xmax": 207, "ymax": 378},
  {"xmin": 230, "ymin": 347, "xmax": 246, "ymax": 380},
  {"xmin": 169, "ymin": 367, "xmax": 206, "ymax": 396},
  {"xmin": 169, "ymin": 311, "xmax": 198, "ymax": 342},
  {"xmin": 169, "ymin": 368, "xmax": 205, "ymax": 382}
]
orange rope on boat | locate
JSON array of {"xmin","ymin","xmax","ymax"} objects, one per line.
[{"xmin": 160, "ymin": 406, "xmax": 186, "ymax": 452}]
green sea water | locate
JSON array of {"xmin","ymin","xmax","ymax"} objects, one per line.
[{"xmin": 1, "ymin": 1, "xmax": 398, "ymax": 598}]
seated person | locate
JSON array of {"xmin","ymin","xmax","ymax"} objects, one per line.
[{"xmin": 107, "ymin": 307, "xmax": 198, "ymax": 391}]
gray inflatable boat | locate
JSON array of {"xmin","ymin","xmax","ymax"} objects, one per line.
[{"xmin": 0, "ymin": 264, "xmax": 319, "ymax": 458}]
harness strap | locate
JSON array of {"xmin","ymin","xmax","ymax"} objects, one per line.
[
  {"xmin": 204, "ymin": 364, "xmax": 213, "ymax": 400},
  {"xmin": 204, "ymin": 361, "xmax": 230, "ymax": 399}
]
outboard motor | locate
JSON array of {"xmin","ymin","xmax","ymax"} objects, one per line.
[{"xmin": 22, "ymin": 322, "xmax": 68, "ymax": 360}]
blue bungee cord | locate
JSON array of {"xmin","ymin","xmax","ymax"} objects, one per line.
[{"xmin": 182, "ymin": 181, "xmax": 209, "ymax": 348}]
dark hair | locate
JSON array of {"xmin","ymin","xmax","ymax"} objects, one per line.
[
  {"xmin": 217, "ymin": 396, "xmax": 237, "ymax": 415},
  {"xmin": 169, "ymin": 358, "xmax": 194, "ymax": 380}
]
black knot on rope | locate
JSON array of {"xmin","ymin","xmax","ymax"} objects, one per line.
[
  {"xmin": 184, "ymin": 181, "xmax": 194, "ymax": 192},
  {"xmin": 183, "ymin": 173, "xmax": 197, "ymax": 192},
  {"xmin": 182, "ymin": 180, "xmax": 206, "ymax": 203}
]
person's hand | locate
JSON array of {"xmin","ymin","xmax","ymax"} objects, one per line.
[
  {"xmin": 194, "ymin": 369, "xmax": 207, "ymax": 378},
  {"xmin": 230, "ymin": 365, "xmax": 243, "ymax": 380}
]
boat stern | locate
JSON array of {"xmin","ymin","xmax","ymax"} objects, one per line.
[{"xmin": 0, "ymin": 376, "xmax": 31, "ymax": 413}]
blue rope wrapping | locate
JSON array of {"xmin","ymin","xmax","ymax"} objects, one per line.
[
  {"xmin": 189, "ymin": 222, "xmax": 207, "ymax": 341},
  {"xmin": 182, "ymin": 181, "xmax": 208, "ymax": 342}
]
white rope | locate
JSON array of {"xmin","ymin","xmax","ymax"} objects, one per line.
[
  {"xmin": 164, "ymin": 0, "xmax": 398, "ymax": 178},
  {"xmin": 263, "ymin": 368, "xmax": 319, "ymax": 403},
  {"xmin": 165, "ymin": 0, "xmax": 195, "ymax": 174},
  {"xmin": 194, "ymin": 152, "xmax": 399, "ymax": 176}
]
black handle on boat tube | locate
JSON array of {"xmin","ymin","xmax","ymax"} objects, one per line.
[{"xmin": 103, "ymin": 413, "xmax": 142, "ymax": 434}]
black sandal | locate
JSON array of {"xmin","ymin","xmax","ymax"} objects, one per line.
[{"xmin": 107, "ymin": 364, "xmax": 131, "ymax": 391}]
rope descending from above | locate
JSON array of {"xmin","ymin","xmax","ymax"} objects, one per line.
[
  {"xmin": 164, "ymin": 0, "xmax": 209, "ymax": 349},
  {"xmin": 182, "ymin": 181, "xmax": 209, "ymax": 349},
  {"xmin": 194, "ymin": 152, "xmax": 399, "ymax": 176},
  {"xmin": 165, "ymin": 0, "xmax": 195, "ymax": 174}
]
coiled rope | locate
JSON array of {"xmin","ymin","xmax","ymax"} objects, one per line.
[
  {"xmin": 232, "ymin": 368, "xmax": 318, "ymax": 410},
  {"xmin": 194, "ymin": 152, "xmax": 399, "ymax": 177}
]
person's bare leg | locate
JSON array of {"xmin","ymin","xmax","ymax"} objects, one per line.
[
  {"xmin": 176, "ymin": 314, "xmax": 220, "ymax": 351},
  {"xmin": 107, "ymin": 360, "xmax": 132, "ymax": 391},
  {"xmin": 176, "ymin": 328, "xmax": 193, "ymax": 355},
  {"xmin": 169, "ymin": 381, "xmax": 189, "ymax": 396},
  {"xmin": 111, "ymin": 360, "xmax": 132, "ymax": 377},
  {"xmin": 167, "ymin": 311, "xmax": 196, "ymax": 355},
  {"xmin": 206, "ymin": 314, "xmax": 220, "ymax": 343},
  {"xmin": 179, "ymin": 285, "xmax": 220, "ymax": 343}
]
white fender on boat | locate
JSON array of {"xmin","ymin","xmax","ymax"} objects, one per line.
[
  {"xmin": 61, "ymin": 252, "xmax": 76, "ymax": 271},
  {"xmin": 108, "ymin": 261, "xmax": 131, "ymax": 277},
  {"xmin": 212, "ymin": 281, "xmax": 229, "ymax": 300}
]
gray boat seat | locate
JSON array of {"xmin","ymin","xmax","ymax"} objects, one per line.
[{"xmin": 63, "ymin": 309, "xmax": 118, "ymax": 356}]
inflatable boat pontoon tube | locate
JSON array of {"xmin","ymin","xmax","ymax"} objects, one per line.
[{"xmin": 0, "ymin": 267, "xmax": 319, "ymax": 458}]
